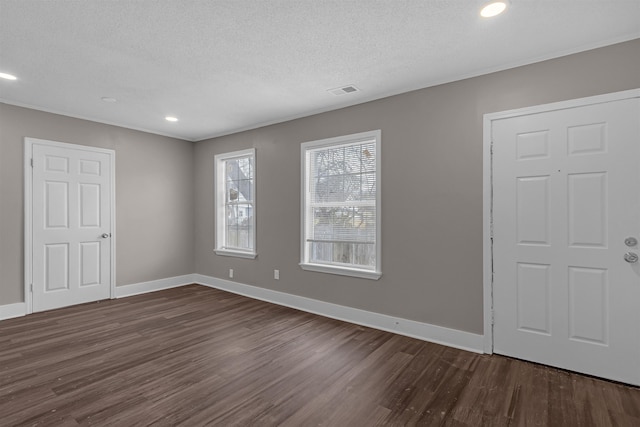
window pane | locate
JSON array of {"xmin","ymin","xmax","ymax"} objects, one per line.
[
  {"xmin": 310, "ymin": 241, "xmax": 331, "ymax": 265},
  {"xmin": 238, "ymin": 179, "xmax": 252, "ymax": 202},
  {"xmin": 328, "ymin": 147, "xmax": 344, "ymax": 175},
  {"xmin": 227, "ymin": 185, "xmax": 239, "ymax": 203},
  {"xmin": 360, "ymin": 172, "xmax": 376, "ymax": 200},
  {"xmin": 226, "ymin": 158, "xmax": 240, "ymax": 181},
  {"xmin": 360, "ymin": 143, "xmax": 376, "ymax": 172},
  {"xmin": 227, "ymin": 223, "xmax": 238, "ymax": 247},
  {"xmin": 332, "ymin": 242, "xmax": 351, "ymax": 264},
  {"xmin": 247, "ymin": 220, "xmax": 254, "ymax": 250},
  {"xmin": 238, "ymin": 157, "xmax": 252, "ymax": 179},
  {"xmin": 311, "ymin": 206, "xmax": 375, "ymax": 243},
  {"xmin": 353, "ymin": 243, "xmax": 376, "ymax": 268},
  {"xmin": 237, "ymin": 225, "xmax": 249, "ymax": 250},
  {"xmin": 326, "ymin": 175, "xmax": 344, "ymax": 203},
  {"xmin": 309, "ymin": 241, "xmax": 375, "ymax": 270},
  {"xmin": 355, "ymin": 206, "xmax": 376, "ymax": 242},
  {"xmin": 313, "ymin": 175, "xmax": 328, "ymax": 202},
  {"xmin": 226, "ymin": 204, "xmax": 237, "ymax": 226}
]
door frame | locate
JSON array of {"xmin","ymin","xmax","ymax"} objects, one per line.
[
  {"xmin": 482, "ymin": 88, "xmax": 640, "ymax": 354},
  {"xmin": 24, "ymin": 137, "xmax": 116, "ymax": 314}
]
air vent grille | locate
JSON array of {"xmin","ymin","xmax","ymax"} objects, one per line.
[{"xmin": 328, "ymin": 85, "xmax": 360, "ymax": 96}]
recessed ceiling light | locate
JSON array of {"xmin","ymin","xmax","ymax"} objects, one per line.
[
  {"xmin": 101, "ymin": 97, "xmax": 117, "ymax": 103},
  {"xmin": 165, "ymin": 116, "xmax": 179, "ymax": 122},
  {"xmin": 0, "ymin": 72, "xmax": 17, "ymax": 80},
  {"xmin": 480, "ymin": 1, "xmax": 508, "ymax": 18}
]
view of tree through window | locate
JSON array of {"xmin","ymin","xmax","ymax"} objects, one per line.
[
  {"xmin": 215, "ymin": 148, "xmax": 256, "ymax": 258},
  {"xmin": 302, "ymin": 130, "xmax": 380, "ymax": 277}
]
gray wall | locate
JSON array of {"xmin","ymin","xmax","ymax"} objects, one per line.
[
  {"xmin": 0, "ymin": 105, "xmax": 195, "ymax": 304},
  {"xmin": 1, "ymin": 40, "xmax": 638, "ymax": 334},
  {"xmin": 194, "ymin": 39, "xmax": 640, "ymax": 335}
]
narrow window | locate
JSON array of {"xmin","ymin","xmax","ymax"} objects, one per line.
[
  {"xmin": 301, "ymin": 130, "xmax": 381, "ymax": 279},
  {"xmin": 215, "ymin": 148, "xmax": 256, "ymax": 259}
]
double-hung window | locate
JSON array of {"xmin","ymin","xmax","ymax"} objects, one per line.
[
  {"xmin": 301, "ymin": 130, "xmax": 381, "ymax": 279},
  {"xmin": 215, "ymin": 148, "xmax": 256, "ymax": 259}
]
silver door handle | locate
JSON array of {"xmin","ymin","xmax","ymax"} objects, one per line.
[
  {"xmin": 101, "ymin": 233, "xmax": 110, "ymax": 239},
  {"xmin": 624, "ymin": 252, "xmax": 638, "ymax": 263}
]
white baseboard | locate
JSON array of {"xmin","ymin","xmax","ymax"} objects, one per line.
[
  {"xmin": 115, "ymin": 274, "xmax": 198, "ymax": 298},
  {"xmin": 193, "ymin": 274, "xmax": 484, "ymax": 354},
  {"xmin": 4, "ymin": 273, "xmax": 484, "ymax": 353},
  {"xmin": 1, "ymin": 275, "xmax": 196, "ymax": 321},
  {"xmin": 0, "ymin": 302, "xmax": 27, "ymax": 321}
]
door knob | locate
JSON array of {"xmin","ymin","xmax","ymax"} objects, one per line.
[
  {"xmin": 101, "ymin": 233, "xmax": 110, "ymax": 239},
  {"xmin": 624, "ymin": 252, "xmax": 638, "ymax": 263},
  {"xmin": 625, "ymin": 237, "xmax": 638, "ymax": 247}
]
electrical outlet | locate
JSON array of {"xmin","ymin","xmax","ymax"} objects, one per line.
[
  {"xmin": 229, "ymin": 269, "xmax": 234, "ymax": 279},
  {"xmin": 274, "ymin": 269, "xmax": 280, "ymax": 280}
]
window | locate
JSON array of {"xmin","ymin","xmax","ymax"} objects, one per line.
[
  {"xmin": 301, "ymin": 130, "xmax": 381, "ymax": 279},
  {"xmin": 215, "ymin": 148, "xmax": 256, "ymax": 258}
]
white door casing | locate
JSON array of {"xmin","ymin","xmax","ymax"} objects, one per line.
[
  {"xmin": 25, "ymin": 138, "xmax": 115, "ymax": 313},
  {"xmin": 484, "ymin": 90, "xmax": 640, "ymax": 386}
]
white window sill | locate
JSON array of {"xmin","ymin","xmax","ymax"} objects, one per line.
[
  {"xmin": 215, "ymin": 249, "xmax": 257, "ymax": 259},
  {"xmin": 299, "ymin": 263, "xmax": 381, "ymax": 280}
]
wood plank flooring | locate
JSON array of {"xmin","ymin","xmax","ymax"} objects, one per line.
[{"xmin": 1, "ymin": 284, "xmax": 638, "ymax": 426}]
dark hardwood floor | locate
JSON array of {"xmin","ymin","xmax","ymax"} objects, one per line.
[{"xmin": 1, "ymin": 284, "xmax": 638, "ymax": 426}]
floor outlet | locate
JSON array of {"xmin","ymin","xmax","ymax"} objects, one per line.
[
  {"xmin": 229, "ymin": 269, "xmax": 234, "ymax": 279},
  {"xmin": 274, "ymin": 269, "xmax": 280, "ymax": 280}
]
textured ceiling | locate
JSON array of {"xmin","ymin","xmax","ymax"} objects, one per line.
[{"xmin": 0, "ymin": 0, "xmax": 639, "ymax": 141}]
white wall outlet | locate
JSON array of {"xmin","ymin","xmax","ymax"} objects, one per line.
[
  {"xmin": 229, "ymin": 269, "xmax": 234, "ymax": 279},
  {"xmin": 274, "ymin": 269, "xmax": 280, "ymax": 280}
]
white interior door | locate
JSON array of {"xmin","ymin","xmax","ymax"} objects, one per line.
[
  {"xmin": 492, "ymin": 96, "xmax": 640, "ymax": 385},
  {"xmin": 29, "ymin": 139, "xmax": 114, "ymax": 312}
]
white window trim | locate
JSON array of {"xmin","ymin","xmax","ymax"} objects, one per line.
[
  {"xmin": 300, "ymin": 130, "xmax": 382, "ymax": 280},
  {"xmin": 214, "ymin": 148, "xmax": 257, "ymax": 259}
]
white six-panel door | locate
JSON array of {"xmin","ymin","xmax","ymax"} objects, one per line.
[
  {"xmin": 492, "ymin": 96, "xmax": 640, "ymax": 385},
  {"xmin": 28, "ymin": 139, "xmax": 114, "ymax": 312}
]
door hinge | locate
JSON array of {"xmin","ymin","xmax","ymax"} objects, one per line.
[
  {"xmin": 30, "ymin": 158, "xmax": 33, "ymax": 167},
  {"xmin": 491, "ymin": 309, "xmax": 495, "ymax": 326},
  {"xmin": 30, "ymin": 283, "xmax": 33, "ymax": 292}
]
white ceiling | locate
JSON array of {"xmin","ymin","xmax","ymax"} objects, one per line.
[{"xmin": 1, "ymin": 1, "xmax": 639, "ymax": 141}]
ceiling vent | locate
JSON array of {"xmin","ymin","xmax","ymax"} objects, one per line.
[{"xmin": 328, "ymin": 85, "xmax": 360, "ymax": 96}]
